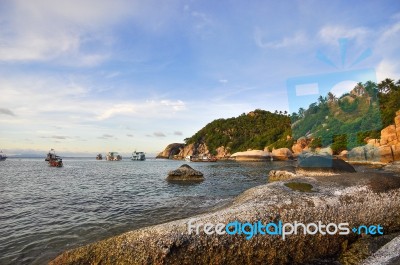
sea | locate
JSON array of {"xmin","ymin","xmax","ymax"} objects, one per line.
[{"xmin": 0, "ymin": 158, "xmax": 293, "ymax": 264}]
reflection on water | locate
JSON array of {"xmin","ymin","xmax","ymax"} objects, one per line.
[{"xmin": 0, "ymin": 158, "xmax": 293, "ymax": 264}]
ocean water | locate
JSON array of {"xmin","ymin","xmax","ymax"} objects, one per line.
[{"xmin": 0, "ymin": 158, "xmax": 293, "ymax": 264}]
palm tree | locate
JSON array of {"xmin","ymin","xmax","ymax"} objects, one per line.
[
  {"xmin": 327, "ymin": 92, "xmax": 336, "ymax": 102},
  {"xmin": 378, "ymin": 78, "xmax": 395, "ymax": 94},
  {"xmin": 298, "ymin": 107, "xmax": 305, "ymax": 117}
]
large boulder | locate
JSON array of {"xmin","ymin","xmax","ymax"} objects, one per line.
[
  {"xmin": 272, "ymin": 148, "xmax": 293, "ymax": 160},
  {"xmin": 157, "ymin": 143, "xmax": 185, "ymax": 159},
  {"xmin": 378, "ymin": 145, "xmax": 395, "ymax": 163},
  {"xmin": 315, "ymin": 146, "xmax": 333, "ymax": 156},
  {"xmin": 298, "ymin": 155, "xmax": 356, "ymax": 173},
  {"xmin": 167, "ymin": 164, "xmax": 204, "ymax": 181},
  {"xmin": 291, "ymin": 137, "xmax": 311, "ymax": 155},
  {"xmin": 268, "ymin": 166, "xmax": 297, "ymax": 182},
  {"xmin": 230, "ymin": 150, "xmax": 271, "ymax": 161},
  {"xmin": 393, "ymin": 144, "xmax": 400, "ymax": 161},
  {"xmin": 381, "ymin": 125, "xmax": 398, "ymax": 146},
  {"xmin": 338, "ymin": 150, "xmax": 349, "ymax": 160},
  {"xmin": 50, "ymin": 176, "xmax": 400, "ymax": 265},
  {"xmin": 215, "ymin": 146, "xmax": 231, "ymax": 159}
]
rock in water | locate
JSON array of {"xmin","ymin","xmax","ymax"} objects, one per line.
[
  {"xmin": 298, "ymin": 155, "xmax": 356, "ymax": 173},
  {"xmin": 167, "ymin": 164, "xmax": 204, "ymax": 181}
]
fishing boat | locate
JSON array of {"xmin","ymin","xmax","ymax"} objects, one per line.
[
  {"xmin": 45, "ymin": 149, "xmax": 63, "ymax": 167},
  {"xmin": 106, "ymin": 152, "xmax": 122, "ymax": 161},
  {"xmin": 185, "ymin": 155, "xmax": 217, "ymax": 162},
  {"xmin": 131, "ymin": 151, "xmax": 145, "ymax": 161},
  {"xmin": 96, "ymin": 154, "xmax": 103, "ymax": 160},
  {"xmin": 0, "ymin": 150, "xmax": 7, "ymax": 161}
]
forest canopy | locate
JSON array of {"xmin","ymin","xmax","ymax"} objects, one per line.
[{"xmin": 184, "ymin": 79, "xmax": 400, "ymax": 155}]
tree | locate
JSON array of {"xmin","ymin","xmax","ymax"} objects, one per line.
[
  {"xmin": 298, "ymin": 107, "xmax": 305, "ymax": 117},
  {"xmin": 327, "ymin": 92, "xmax": 336, "ymax": 102},
  {"xmin": 378, "ymin": 78, "xmax": 395, "ymax": 94}
]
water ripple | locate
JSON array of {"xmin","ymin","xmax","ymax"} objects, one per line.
[{"xmin": 0, "ymin": 158, "xmax": 292, "ymax": 264}]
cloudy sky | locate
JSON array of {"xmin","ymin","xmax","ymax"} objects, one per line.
[{"xmin": 0, "ymin": 0, "xmax": 399, "ymax": 156}]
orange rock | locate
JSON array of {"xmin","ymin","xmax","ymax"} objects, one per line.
[
  {"xmin": 395, "ymin": 115, "xmax": 400, "ymax": 127},
  {"xmin": 272, "ymin": 148, "xmax": 293, "ymax": 160},
  {"xmin": 378, "ymin": 145, "xmax": 394, "ymax": 163},
  {"xmin": 381, "ymin": 125, "xmax": 397, "ymax": 145},
  {"xmin": 339, "ymin": 150, "xmax": 348, "ymax": 159},
  {"xmin": 366, "ymin": 139, "xmax": 380, "ymax": 147},
  {"xmin": 392, "ymin": 144, "xmax": 400, "ymax": 161}
]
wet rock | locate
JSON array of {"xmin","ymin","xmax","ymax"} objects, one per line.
[
  {"xmin": 167, "ymin": 164, "xmax": 204, "ymax": 181},
  {"xmin": 269, "ymin": 166, "xmax": 297, "ymax": 182},
  {"xmin": 50, "ymin": 176, "xmax": 400, "ymax": 265},
  {"xmin": 298, "ymin": 155, "xmax": 356, "ymax": 174}
]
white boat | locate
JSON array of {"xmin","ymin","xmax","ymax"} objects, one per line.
[
  {"xmin": 106, "ymin": 152, "xmax": 122, "ymax": 161},
  {"xmin": 185, "ymin": 155, "xmax": 217, "ymax": 162},
  {"xmin": 0, "ymin": 150, "xmax": 7, "ymax": 161},
  {"xmin": 131, "ymin": 151, "xmax": 145, "ymax": 161}
]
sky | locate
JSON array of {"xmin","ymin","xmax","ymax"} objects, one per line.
[{"xmin": 0, "ymin": 0, "xmax": 400, "ymax": 157}]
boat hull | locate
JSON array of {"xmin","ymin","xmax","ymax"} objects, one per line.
[{"xmin": 49, "ymin": 160, "xmax": 63, "ymax": 167}]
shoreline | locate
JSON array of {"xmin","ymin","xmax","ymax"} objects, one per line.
[{"xmin": 50, "ymin": 164, "xmax": 400, "ymax": 264}]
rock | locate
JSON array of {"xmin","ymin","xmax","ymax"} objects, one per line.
[
  {"xmin": 167, "ymin": 164, "xmax": 204, "ymax": 181},
  {"xmin": 395, "ymin": 110, "xmax": 400, "ymax": 127},
  {"xmin": 271, "ymin": 148, "xmax": 293, "ymax": 160},
  {"xmin": 339, "ymin": 150, "xmax": 349, "ymax": 160},
  {"xmin": 381, "ymin": 125, "xmax": 397, "ymax": 146},
  {"xmin": 291, "ymin": 137, "xmax": 311, "ymax": 155},
  {"xmin": 298, "ymin": 155, "xmax": 356, "ymax": 173},
  {"xmin": 268, "ymin": 166, "xmax": 297, "ymax": 182},
  {"xmin": 157, "ymin": 143, "xmax": 185, "ymax": 159},
  {"xmin": 367, "ymin": 139, "xmax": 380, "ymax": 147},
  {"xmin": 384, "ymin": 161, "xmax": 400, "ymax": 173},
  {"xmin": 230, "ymin": 150, "xmax": 271, "ymax": 161},
  {"xmin": 50, "ymin": 176, "xmax": 400, "ymax": 265},
  {"xmin": 359, "ymin": 234, "xmax": 400, "ymax": 265},
  {"xmin": 315, "ymin": 146, "xmax": 333, "ymax": 156},
  {"xmin": 378, "ymin": 145, "xmax": 395, "ymax": 163},
  {"xmin": 215, "ymin": 146, "xmax": 231, "ymax": 159},
  {"xmin": 348, "ymin": 146, "xmax": 368, "ymax": 161},
  {"xmin": 340, "ymin": 233, "xmax": 400, "ymax": 265},
  {"xmin": 392, "ymin": 144, "xmax": 400, "ymax": 161}
]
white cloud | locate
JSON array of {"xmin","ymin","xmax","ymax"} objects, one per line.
[
  {"xmin": 160, "ymin": 100, "xmax": 186, "ymax": 111},
  {"xmin": 97, "ymin": 104, "xmax": 137, "ymax": 120},
  {"xmin": 318, "ymin": 25, "xmax": 370, "ymax": 45},
  {"xmin": 254, "ymin": 28, "xmax": 307, "ymax": 49},
  {"xmin": 97, "ymin": 100, "xmax": 186, "ymax": 120},
  {"xmin": 376, "ymin": 60, "xmax": 400, "ymax": 82},
  {"xmin": 0, "ymin": 0, "xmax": 137, "ymax": 65}
]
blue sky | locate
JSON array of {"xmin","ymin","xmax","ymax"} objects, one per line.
[{"xmin": 0, "ymin": 0, "xmax": 399, "ymax": 156}]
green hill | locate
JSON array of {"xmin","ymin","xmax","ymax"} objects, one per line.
[
  {"xmin": 184, "ymin": 109, "xmax": 292, "ymax": 155},
  {"xmin": 291, "ymin": 79, "xmax": 400, "ymax": 154},
  {"xmin": 182, "ymin": 78, "xmax": 400, "ymax": 156}
]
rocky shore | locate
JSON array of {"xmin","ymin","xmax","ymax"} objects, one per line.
[{"xmin": 50, "ymin": 161, "xmax": 400, "ymax": 265}]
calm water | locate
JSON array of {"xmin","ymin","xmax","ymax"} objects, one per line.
[{"xmin": 0, "ymin": 158, "xmax": 292, "ymax": 264}]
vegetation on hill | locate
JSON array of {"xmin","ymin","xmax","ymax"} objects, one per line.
[
  {"xmin": 184, "ymin": 109, "xmax": 292, "ymax": 155},
  {"xmin": 183, "ymin": 78, "xmax": 400, "ymax": 156},
  {"xmin": 291, "ymin": 78, "xmax": 400, "ymax": 154}
]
